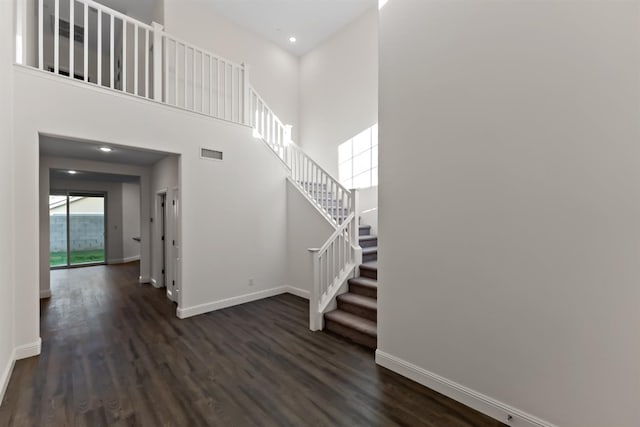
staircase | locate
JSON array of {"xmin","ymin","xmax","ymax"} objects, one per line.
[{"xmin": 324, "ymin": 224, "xmax": 378, "ymax": 349}]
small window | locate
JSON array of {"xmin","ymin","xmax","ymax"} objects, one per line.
[{"xmin": 338, "ymin": 124, "xmax": 378, "ymax": 189}]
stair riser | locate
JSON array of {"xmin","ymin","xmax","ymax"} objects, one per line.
[
  {"xmin": 363, "ymin": 252, "xmax": 377, "ymax": 263},
  {"xmin": 360, "ymin": 268, "xmax": 377, "ymax": 280},
  {"xmin": 359, "ymin": 238, "xmax": 378, "ymax": 248},
  {"xmin": 349, "ymin": 282, "xmax": 377, "ymax": 299},
  {"xmin": 359, "ymin": 227, "xmax": 371, "ymax": 237},
  {"xmin": 324, "ymin": 320, "xmax": 377, "ymax": 349},
  {"xmin": 337, "ymin": 301, "xmax": 377, "ymax": 322}
]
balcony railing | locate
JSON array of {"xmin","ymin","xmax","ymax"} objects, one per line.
[{"xmin": 19, "ymin": 0, "xmax": 249, "ymax": 126}]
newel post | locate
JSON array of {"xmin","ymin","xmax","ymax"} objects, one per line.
[
  {"xmin": 152, "ymin": 21, "xmax": 163, "ymax": 102},
  {"xmin": 243, "ymin": 63, "xmax": 250, "ymax": 125},
  {"xmin": 308, "ymin": 248, "xmax": 322, "ymax": 331}
]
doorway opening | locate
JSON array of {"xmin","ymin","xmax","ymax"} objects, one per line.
[{"xmin": 49, "ymin": 191, "xmax": 106, "ymax": 268}]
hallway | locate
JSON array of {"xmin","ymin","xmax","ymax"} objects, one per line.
[{"xmin": 0, "ymin": 263, "xmax": 502, "ymax": 426}]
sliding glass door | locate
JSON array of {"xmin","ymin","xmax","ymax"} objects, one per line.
[{"xmin": 50, "ymin": 192, "xmax": 106, "ymax": 268}]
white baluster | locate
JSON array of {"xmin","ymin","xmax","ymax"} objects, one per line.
[
  {"xmin": 38, "ymin": 0, "xmax": 43, "ymax": 69},
  {"xmin": 97, "ymin": 9, "xmax": 102, "ymax": 86},
  {"xmin": 173, "ymin": 40, "xmax": 178, "ymax": 104},
  {"xmin": 134, "ymin": 24, "xmax": 139, "ymax": 95},
  {"xmin": 243, "ymin": 64, "xmax": 250, "ymax": 125},
  {"xmin": 145, "ymin": 28, "xmax": 149, "ymax": 97},
  {"xmin": 69, "ymin": 0, "xmax": 73, "ymax": 77},
  {"xmin": 152, "ymin": 22, "xmax": 163, "ymax": 101},
  {"xmin": 192, "ymin": 48, "xmax": 196, "ymax": 110},
  {"xmin": 183, "ymin": 44, "xmax": 187, "ymax": 107},
  {"xmin": 110, "ymin": 14, "xmax": 114, "ymax": 88},
  {"xmin": 54, "ymin": 0, "xmax": 59, "ymax": 73},
  {"xmin": 201, "ymin": 52, "xmax": 205, "ymax": 113},
  {"xmin": 210, "ymin": 56, "xmax": 214, "ymax": 115},
  {"xmin": 122, "ymin": 19, "xmax": 126, "ymax": 91},
  {"xmin": 83, "ymin": 2, "xmax": 87, "ymax": 81}
]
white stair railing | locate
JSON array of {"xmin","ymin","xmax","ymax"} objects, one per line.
[
  {"xmin": 308, "ymin": 208, "xmax": 362, "ymax": 331},
  {"xmin": 248, "ymin": 87, "xmax": 353, "ymax": 226}
]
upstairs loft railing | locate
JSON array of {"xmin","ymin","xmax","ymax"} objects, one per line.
[
  {"xmin": 25, "ymin": 0, "xmax": 360, "ymax": 331},
  {"xmin": 33, "ymin": 0, "xmax": 248, "ymax": 124}
]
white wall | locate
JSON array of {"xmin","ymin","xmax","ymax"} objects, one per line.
[
  {"xmin": 162, "ymin": 0, "xmax": 300, "ymax": 138},
  {"xmin": 286, "ymin": 179, "xmax": 335, "ymax": 297},
  {"xmin": 13, "ymin": 67, "xmax": 290, "ymax": 349},
  {"xmin": 0, "ymin": 0, "xmax": 16, "ymax": 403},
  {"xmin": 378, "ymin": 1, "xmax": 640, "ymax": 427},
  {"xmin": 299, "ymin": 7, "xmax": 378, "ymax": 176},
  {"xmin": 122, "ymin": 181, "xmax": 141, "ymax": 261}
]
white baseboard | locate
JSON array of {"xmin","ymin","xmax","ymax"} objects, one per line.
[
  {"xmin": 177, "ymin": 286, "xmax": 290, "ymax": 319},
  {"xmin": 39, "ymin": 289, "xmax": 51, "ymax": 299},
  {"xmin": 284, "ymin": 286, "xmax": 309, "ymax": 300},
  {"xmin": 139, "ymin": 276, "xmax": 151, "ymax": 284},
  {"xmin": 150, "ymin": 278, "xmax": 163, "ymax": 288},
  {"xmin": 375, "ymin": 350, "xmax": 556, "ymax": 427},
  {"xmin": 0, "ymin": 349, "xmax": 16, "ymax": 406},
  {"xmin": 14, "ymin": 338, "xmax": 42, "ymax": 360},
  {"xmin": 108, "ymin": 255, "xmax": 140, "ymax": 265}
]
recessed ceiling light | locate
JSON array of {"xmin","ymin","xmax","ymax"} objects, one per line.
[
  {"xmin": 68, "ymin": 170, "xmax": 77, "ymax": 175},
  {"xmin": 289, "ymin": 36, "xmax": 297, "ymax": 43},
  {"xmin": 99, "ymin": 146, "xmax": 113, "ymax": 152}
]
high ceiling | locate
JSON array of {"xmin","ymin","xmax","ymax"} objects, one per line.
[
  {"xmin": 50, "ymin": 0, "xmax": 377, "ymax": 56},
  {"xmin": 205, "ymin": 0, "xmax": 377, "ymax": 55}
]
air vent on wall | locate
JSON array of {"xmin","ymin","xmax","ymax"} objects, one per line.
[{"xmin": 201, "ymin": 148, "xmax": 223, "ymax": 161}]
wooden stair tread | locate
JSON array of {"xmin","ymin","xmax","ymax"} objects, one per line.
[
  {"xmin": 348, "ymin": 277, "xmax": 378, "ymax": 289},
  {"xmin": 360, "ymin": 262, "xmax": 377, "ymax": 271},
  {"xmin": 359, "ymin": 235, "xmax": 377, "ymax": 242},
  {"xmin": 362, "ymin": 246, "xmax": 378, "ymax": 255},
  {"xmin": 337, "ymin": 293, "xmax": 377, "ymax": 311},
  {"xmin": 324, "ymin": 310, "xmax": 377, "ymax": 337}
]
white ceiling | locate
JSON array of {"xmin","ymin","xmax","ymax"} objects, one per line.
[
  {"xmin": 40, "ymin": 134, "xmax": 171, "ymax": 166},
  {"xmin": 205, "ymin": 0, "xmax": 377, "ymax": 56}
]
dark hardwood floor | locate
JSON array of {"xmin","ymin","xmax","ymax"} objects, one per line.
[{"xmin": 0, "ymin": 262, "xmax": 504, "ymax": 426}]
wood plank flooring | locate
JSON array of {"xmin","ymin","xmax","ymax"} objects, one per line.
[{"xmin": 0, "ymin": 262, "xmax": 504, "ymax": 426}]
